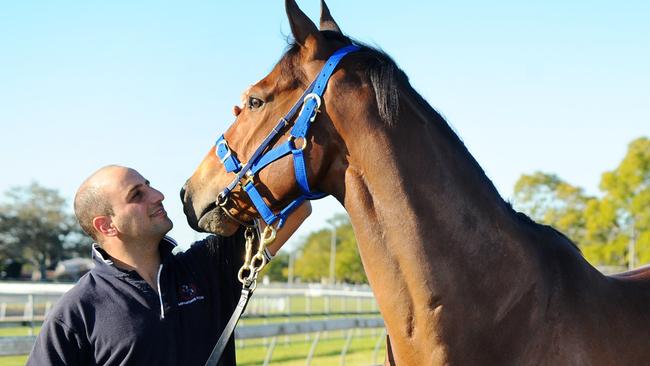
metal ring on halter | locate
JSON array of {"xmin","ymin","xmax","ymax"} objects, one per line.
[
  {"xmin": 240, "ymin": 170, "xmax": 254, "ymax": 187},
  {"xmin": 217, "ymin": 192, "xmax": 229, "ymax": 207},
  {"xmin": 216, "ymin": 139, "xmax": 232, "ymax": 163},
  {"xmin": 288, "ymin": 136, "xmax": 308, "ymax": 151}
]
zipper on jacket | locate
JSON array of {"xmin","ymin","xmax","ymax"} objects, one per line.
[{"xmin": 156, "ymin": 264, "xmax": 165, "ymax": 319}]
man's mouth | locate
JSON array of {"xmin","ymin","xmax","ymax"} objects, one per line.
[{"xmin": 150, "ymin": 207, "xmax": 167, "ymax": 218}]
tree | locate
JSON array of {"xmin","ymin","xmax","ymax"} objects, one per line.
[
  {"xmin": 513, "ymin": 172, "xmax": 592, "ymax": 245},
  {"xmin": 0, "ymin": 182, "xmax": 91, "ymax": 280},
  {"xmin": 293, "ymin": 229, "xmax": 333, "ymax": 282},
  {"xmin": 513, "ymin": 137, "xmax": 650, "ymax": 268},
  {"xmin": 293, "ymin": 213, "xmax": 367, "ymax": 284},
  {"xmin": 261, "ymin": 251, "xmax": 290, "ymax": 281},
  {"xmin": 588, "ymin": 137, "xmax": 650, "ymax": 267}
]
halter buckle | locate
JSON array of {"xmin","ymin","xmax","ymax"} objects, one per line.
[
  {"xmin": 300, "ymin": 93, "xmax": 322, "ymax": 123},
  {"xmin": 241, "ymin": 170, "xmax": 255, "ymax": 187},
  {"xmin": 216, "ymin": 139, "xmax": 232, "ymax": 163}
]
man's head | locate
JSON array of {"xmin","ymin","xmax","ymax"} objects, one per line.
[{"xmin": 74, "ymin": 165, "xmax": 173, "ymax": 246}]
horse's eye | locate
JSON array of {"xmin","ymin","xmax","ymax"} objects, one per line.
[{"xmin": 247, "ymin": 96, "xmax": 264, "ymax": 110}]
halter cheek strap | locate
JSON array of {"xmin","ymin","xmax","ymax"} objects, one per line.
[{"xmin": 215, "ymin": 44, "xmax": 361, "ymax": 229}]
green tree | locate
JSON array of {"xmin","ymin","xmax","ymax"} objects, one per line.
[
  {"xmin": 331, "ymin": 220, "xmax": 367, "ymax": 283},
  {"xmin": 513, "ymin": 171, "xmax": 592, "ymax": 245},
  {"xmin": 587, "ymin": 137, "xmax": 650, "ymax": 267},
  {"xmin": 0, "ymin": 183, "xmax": 90, "ymax": 280},
  {"xmin": 261, "ymin": 251, "xmax": 289, "ymax": 281},
  {"xmin": 513, "ymin": 137, "xmax": 650, "ymax": 268},
  {"xmin": 293, "ymin": 229, "xmax": 332, "ymax": 282},
  {"xmin": 294, "ymin": 213, "xmax": 367, "ymax": 284}
]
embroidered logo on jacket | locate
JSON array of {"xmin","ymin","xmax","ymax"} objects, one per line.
[{"xmin": 177, "ymin": 283, "xmax": 205, "ymax": 306}]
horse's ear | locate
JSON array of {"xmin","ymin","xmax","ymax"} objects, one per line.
[
  {"xmin": 320, "ymin": 0, "xmax": 342, "ymax": 34},
  {"xmin": 286, "ymin": 0, "xmax": 320, "ymax": 47}
]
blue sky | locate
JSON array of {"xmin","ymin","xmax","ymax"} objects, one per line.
[{"xmin": 1, "ymin": 1, "xmax": 648, "ymax": 250}]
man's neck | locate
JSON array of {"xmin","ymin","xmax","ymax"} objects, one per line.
[{"xmin": 103, "ymin": 237, "xmax": 163, "ymax": 292}]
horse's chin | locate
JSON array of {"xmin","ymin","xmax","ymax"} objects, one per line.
[{"xmin": 197, "ymin": 208, "xmax": 240, "ymax": 236}]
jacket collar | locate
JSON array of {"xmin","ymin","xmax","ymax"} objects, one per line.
[{"xmin": 91, "ymin": 236, "xmax": 177, "ymax": 276}]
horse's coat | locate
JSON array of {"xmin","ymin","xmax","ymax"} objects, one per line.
[{"xmin": 181, "ymin": 1, "xmax": 650, "ymax": 364}]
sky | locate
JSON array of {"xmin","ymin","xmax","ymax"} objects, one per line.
[{"xmin": 1, "ymin": 1, "xmax": 648, "ymax": 251}]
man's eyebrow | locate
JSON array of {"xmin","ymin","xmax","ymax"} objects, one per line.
[{"xmin": 125, "ymin": 180, "xmax": 150, "ymax": 200}]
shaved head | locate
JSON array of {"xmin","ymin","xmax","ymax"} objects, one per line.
[{"xmin": 74, "ymin": 165, "xmax": 124, "ymax": 241}]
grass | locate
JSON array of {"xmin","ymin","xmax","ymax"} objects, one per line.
[
  {"xmin": 0, "ymin": 326, "xmax": 40, "ymax": 337},
  {"xmin": 0, "ymin": 355, "xmax": 27, "ymax": 366},
  {"xmin": 236, "ymin": 330, "xmax": 385, "ymax": 366},
  {"xmin": 0, "ymin": 324, "xmax": 385, "ymax": 365}
]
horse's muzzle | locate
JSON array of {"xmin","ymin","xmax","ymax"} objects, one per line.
[{"xmin": 180, "ymin": 182, "xmax": 240, "ymax": 236}]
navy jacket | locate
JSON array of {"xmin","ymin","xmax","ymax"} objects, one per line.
[{"xmin": 27, "ymin": 233, "xmax": 245, "ymax": 366}]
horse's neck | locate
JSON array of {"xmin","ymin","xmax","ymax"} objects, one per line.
[{"xmin": 335, "ymin": 86, "xmax": 549, "ymax": 362}]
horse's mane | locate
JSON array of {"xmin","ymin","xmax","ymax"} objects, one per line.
[
  {"xmin": 280, "ymin": 31, "xmax": 583, "ymax": 255},
  {"xmin": 280, "ymin": 31, "xmax": 401, "ymax": 126}
]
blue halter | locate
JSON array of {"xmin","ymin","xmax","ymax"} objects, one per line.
[{"xmin": 214, "ymin": 44, "xmax": 360, "ymax": 229}]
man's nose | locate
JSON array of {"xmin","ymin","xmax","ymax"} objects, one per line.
[{"xmin": 150, "ymin": 187, "xmax": 165, "ymax": 202}]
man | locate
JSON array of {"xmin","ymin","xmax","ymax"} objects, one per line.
[{"xmin": 27, "ymin": 165, "xmax": 310, "ymax": 365}]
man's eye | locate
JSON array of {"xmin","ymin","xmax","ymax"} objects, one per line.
[{"xmin": 248, "ymin": 96, "xmax": 264, "ymax": 110}]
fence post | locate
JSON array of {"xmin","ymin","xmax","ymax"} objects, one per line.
[
  {"xmin": 372, "ymin": 328, "xmax": 387, "ymax": 365},
  {"xmin": 305, "ymin": 295, "xmax": 311, "ymax": 342},
  {"xmin": 305, "ymin": 331, "xmax": 321, "ymax": 366},
  {"xmin": 262, "ymin": 336, "xmax": 277, "ymax": 366},
  {"xmin": 25, "ymin": 295, "xmax": 35, "ymax": 336},
  {"xmin": 44, "ymin": 301, "xmax": 52, "ymax": 317},
  {"xmin": 339, "ymin": 329, "xmax": 354, "ymax": 366}
]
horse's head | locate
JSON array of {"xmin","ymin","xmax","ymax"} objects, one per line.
[{"xmin": 182, "ymin": 0, "xmax": 387, "ymax": 235}]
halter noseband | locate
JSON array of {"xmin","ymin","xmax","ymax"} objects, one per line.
[{"xmin": 214, "ymin": 44, "xmax": 360, "ymax": 229}]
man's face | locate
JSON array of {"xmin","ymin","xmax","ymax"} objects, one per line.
[{"xmin": 103, "ymin": 167, "xmax": 173, "ymax": 241}]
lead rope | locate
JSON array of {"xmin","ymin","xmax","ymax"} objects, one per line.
[{"xmin": 204, "ymin": 223, "xmax": 277, "ymax": 366}]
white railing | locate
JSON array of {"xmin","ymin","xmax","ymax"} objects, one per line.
[{"xmin": 0, "ymin": 317, "xmax": 386, "ymax": 366}]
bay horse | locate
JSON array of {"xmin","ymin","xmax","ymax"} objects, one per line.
[{"xmin": 181, "ymin": 1, "xmax": 650, "ymax": 364}]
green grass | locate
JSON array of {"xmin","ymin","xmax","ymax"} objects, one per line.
[
  {"xmin": 0, "ymin": 355, "xmax": 27, "ymax": 366},
  {"xmin": 0, "ymin": 326, "xmax": 385, "ymax": 365},
  {"xmin": 0, "ymin": 333, "xmax": 385, "ymax": 366},
  {"xmin": 0, "ymin": 326, "xmax": 40, "ymax": 337},
  {"xmin": 236, "ymin": 330, "xmax": 385, "ymax": 366}
]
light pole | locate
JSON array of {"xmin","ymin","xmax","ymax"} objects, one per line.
[
  {"xmin": 629, "ymin": 227, "xmax": 637, "ymax": 270},
  {"xmin": 329, "ymin": 225, "xmax": 336, "ymax": 286},
  {"xmin": 288, "ymin": 251, "xmax": 295, "ymax": 285}
]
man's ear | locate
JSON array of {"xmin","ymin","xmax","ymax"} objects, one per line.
[{"xmin": 93, "ymin": 216, "xmax": 117, "ymax": 237}]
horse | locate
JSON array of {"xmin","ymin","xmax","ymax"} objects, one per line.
[{"xmin": 181, "ymin": 1, "xmax": 650, "ymax": 364}]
